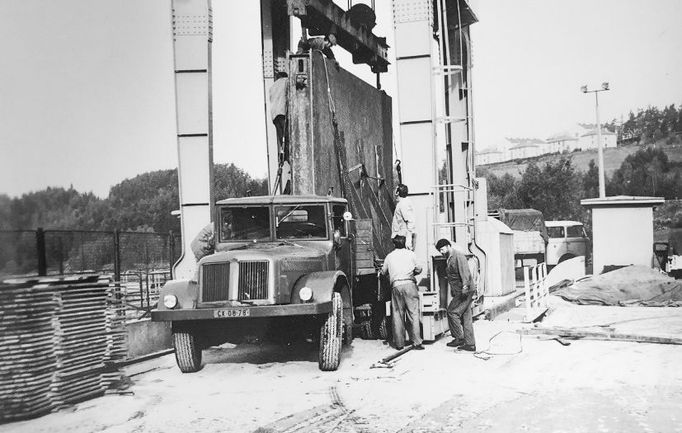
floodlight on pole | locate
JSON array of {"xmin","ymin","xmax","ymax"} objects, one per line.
[{"xmin": 581, "ymin": 82, "xmax": 610, "ymax": 198}]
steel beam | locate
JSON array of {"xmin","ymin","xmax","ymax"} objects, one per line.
[
  {"xmin": 170, "ymin": 0, "xmax": 215, "ymax": 281},
  {"xmin": 288, "ymin": 0, "xmax": 389, "ymax": 73},
  {"xmin": 447, "ymin": 0, "xmax": 478, "ymax": 29}
]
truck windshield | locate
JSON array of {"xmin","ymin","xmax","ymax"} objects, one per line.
[
  {"xmin": 566, "ymin": 225, "xmax": 585, "ymax": 238},
  {"xmin": 275, "ymin": 205, "xmax": 327, "ymax": 239},
  {"xmin": 547, "ymin": 226, "xmax": 565, "ymax": 238},
  {"xmin": 220, "ymin": 206, "xmax": 271, "ymax": 242}
]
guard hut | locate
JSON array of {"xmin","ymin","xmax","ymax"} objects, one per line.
[{"xmin": 581, "ymin": 195, "xmax": 664, "ymax": 274}]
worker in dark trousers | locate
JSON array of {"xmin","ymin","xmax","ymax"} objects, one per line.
[
  {"xmin": 269, "ymin": 71, "xmax": 288, "ymax": 163},
  {"xmin": 435, "ymin": 238, "xmax": 476, "ymax": 351},
  {"xmin": 381, "ymin": 235, "xmax": 424, "ymax": 350}
]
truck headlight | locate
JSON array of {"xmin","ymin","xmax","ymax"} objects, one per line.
[
  {"xmin": 299, "ymin": 287, "xmax": 313, "ymax": 302},
  {"xmin": 163, "ymin": 294, "xmax": 178, "ymax": 309}
]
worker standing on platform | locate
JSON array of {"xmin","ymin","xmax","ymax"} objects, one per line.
[
  {"xmin": 381, "ymin": 235, "xmax": 424, "ymax": 351},
  {"xmin": 297, "ymin": 33, "xmax": 337, "ymax": 60},
  {"xmin": 269, "ymin": 71, "xmax": 288, "ymax": 164},
  {"xmin": 391, "ymin": 184, "xmax": 417, "ymax": 251},
  {"xmin": 435, "ymin": 239, "xmax": 476, "ymax": 352}
]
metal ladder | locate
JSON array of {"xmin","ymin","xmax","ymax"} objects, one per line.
[{"xmin": 425, "ymin": 0, "xmax": 478, "ymax": 303}]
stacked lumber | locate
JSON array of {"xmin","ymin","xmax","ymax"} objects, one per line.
[
  {"xmin": 0, "ymin": 283, "xmax": 57, "ymax": 419},
  {"xmin": 0, "ymin": 275, "xmax": 126, "ymax": 422}
]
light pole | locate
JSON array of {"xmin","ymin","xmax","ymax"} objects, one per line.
[{"xmin": 581, "ymin": 82, "xmax": 610, "ymax": 198}]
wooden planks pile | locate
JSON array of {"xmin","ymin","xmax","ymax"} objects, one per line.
[{"xmin": 0, "ymin": 275, "xmax": 127, "ymax": 422}]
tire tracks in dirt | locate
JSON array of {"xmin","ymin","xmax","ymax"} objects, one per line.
[{"xmin": 253, "ymin": 385, "xmax": 370, "ymax": 433}]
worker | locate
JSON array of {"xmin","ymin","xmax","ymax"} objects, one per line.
[
  {"xmin": 297, "ymin": 33, "xmax": 337, "ymax": 60},
  {"xmin": 391, "ymin": 183, "xmax": 416, "ymax": 251},
  {"xmin": 435, "ymin": 238, "xmax": 476, "ymax": 352},
  {"xmin": 269, "ymin": 71, "xmax": 288, "ymax": 163},
  {"xmin": 381, "ymin": 234, "xmax": 425, "ymax": 351},
  {"xmin": 191, "ymin": 223, "xmax": 215, "ymax": 262}
]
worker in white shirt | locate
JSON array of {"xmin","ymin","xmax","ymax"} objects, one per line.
[
  {"xmin": 391, "ymin": 184, "xmax": 416, "ymax": 250},
  {"xmin": 381, "ymin": 234, "xmax": 424, "ymax": 351}
]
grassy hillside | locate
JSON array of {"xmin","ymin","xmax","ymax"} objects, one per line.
[{"xmin": 480, "ymin": 141, "xmax": 682, "ymax": 178}]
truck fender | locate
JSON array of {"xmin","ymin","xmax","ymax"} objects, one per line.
[
  {"xmin": 158, "ymin": 279, "xmax": 199, "ymax": 311},
  {"xmin": 291, "ymin": 271, "xmax": 350, "ymax": 307}
]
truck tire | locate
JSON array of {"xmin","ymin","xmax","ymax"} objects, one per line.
[
  {"xmin": 376, "ymin": 315, "xmax": 390, "ymax": 340},
  {"xmin": 558, "ymin": 254, "xmax": 575, "ymax": 263},
  {"xmin": 359, "ymin": 320, "xmax": 373, "ymax": 339},
  {"xmin": 340, "ymin": 284, "xmax": 354, "ymax": 346},
  {"xmin": 319, "ymin": 291, "xmax": 342, "ymax": 371},
  {"xmin": 173, "ymin": 325, "xmax": 202, "ymax": 373},
  {"xmin": 371, "ymin": 302, "xmax": 390, "ymax": 340}
]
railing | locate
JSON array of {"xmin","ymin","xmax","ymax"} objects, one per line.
[
  {"xmin": 0, "ymin": 228, "xmax": 181, "ymax": 281},
  {"xmin": 119, "ymin": 269, "xmax": 170, "ymax": 320},
  {"xmin": 0, "ymin": 229, "xmax": 180, "ymax": 322},
  {"xmin": 522, "ymin": 263, "xmax": 548, "ymax": 322}
]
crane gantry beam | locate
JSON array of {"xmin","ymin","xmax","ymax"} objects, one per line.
[{"xmin": 288, "ymin": 0, "xmax": 390, "ymax": 73}]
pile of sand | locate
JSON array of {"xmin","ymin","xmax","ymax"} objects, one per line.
[{"xmin": 553, "ymin": 265, "xmax": 682, "ymax": 307}]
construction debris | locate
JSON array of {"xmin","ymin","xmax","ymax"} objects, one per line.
[
  {"xmin": 370, "ymin": 345, "xmax": 414, "ymax": 368},
  {"xmin": 520, "ymin": 325, "xmax": 682, "ymax": 346},
  {"xmin": 0, "ymin": 275, "xmax": 127, "ymax": 422}
]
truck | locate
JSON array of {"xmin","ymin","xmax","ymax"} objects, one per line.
[
  {"xmin": 491, "ymin": 209, "xmax": 548, "ymax": 268},
  {"xmin": 545, "ymin": 220, "xmax": 590, "ymax": 267},
  {"xmin": 152, "ymin": 3, "xmax": 395, "ymax": 372},
  {"xmin": 152, "ymin": 0, "xmax": 484, "ymax": 372},
  {"xmin": 154, "ymin": 195, "xmax": 363, "ymax": 372}
]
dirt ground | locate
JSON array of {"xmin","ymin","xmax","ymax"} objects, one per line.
[{"xmin": 2, "ymin": 299, "xmax": 682, "ymax": 433}]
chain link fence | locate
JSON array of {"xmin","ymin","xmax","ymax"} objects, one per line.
[{"xmin": 0, "ymin": 229, "xmax": 183, "ymax": 320}]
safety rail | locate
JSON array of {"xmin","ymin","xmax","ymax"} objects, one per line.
[{"xmin": 522, "ymin": 263, "xmax": 548, "ymax": 322}]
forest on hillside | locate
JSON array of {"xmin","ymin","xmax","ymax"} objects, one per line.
[
  {"xmin": 617, "ymin": 103, "xmax": 682, "ymax": 143},
  {"xmin": 478, "ymin": 147, "xmax": 682, "ymax": 234},
  {"xmin": 0, "ymin": 163, "xmax": 268, "ymax": 234},
  {"xmin": 3, "ymin": 103, "xmax": 681, "ymax": 234}
]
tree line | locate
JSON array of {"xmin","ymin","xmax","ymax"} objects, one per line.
[
  {"xmin": 618, "ymin": 103, "xmax": 682, "ymax": 143},
  {"xmin": 479, "ymin": 147, "xmax": 682, "ymax": 232},
  {"xmin": 0, "ymin": 163, "xmax": 268, "ymax": 233}
]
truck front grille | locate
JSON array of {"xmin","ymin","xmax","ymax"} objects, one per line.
[
  {"xmin": 238, "ymin": 260, "xmax": 269, "ymax": 301},
  {"xmin": 202, "ymin": 263, "xmax": 230, "ymax": 302}
]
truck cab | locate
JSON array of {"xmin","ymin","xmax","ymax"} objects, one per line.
[
  {"xmin": 545, "ymin": 220, "xmax": 590, "ymax": 266},
  {"xmin": 152, "ymin": 195, "xmax": 356, "ymax": 372}
]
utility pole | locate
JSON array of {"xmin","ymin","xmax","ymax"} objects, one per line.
[{"xmin": 581, "ymin": 82, "xmax": 610, "ymax": 198}]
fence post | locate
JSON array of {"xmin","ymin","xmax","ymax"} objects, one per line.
[
  {"xmin": 36, "ymin": 227, "xmax": 47, "ymax": 276},
  {"xmin": 169, "ymin": 231, "xmax": 175, "ymax": 279},
  {"xmin": 523, "ymin": 266, "xmax": 531, "ymax": 319},
  {"xmin": 113, "ymin": 229, "xmax": 121, "ymax": 282}
]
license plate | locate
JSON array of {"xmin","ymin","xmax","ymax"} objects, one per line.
[{"xmin": 214, "ymin": 308, "xmax": 250, "ymax": 318}]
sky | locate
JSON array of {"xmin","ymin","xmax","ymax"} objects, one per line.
[{"xmin": 1, "ymin": 0, "xmax": 681, "ymax": 198}]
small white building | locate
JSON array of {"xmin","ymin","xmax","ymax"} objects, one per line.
[
  {"xmin": 507, "ymin": 138, "xmax": 544, "ymax": 160},
  {"xmin": 476, "ymin": 148, "xmax": 504, "ymax": 166},
  {"xmin": 579, "ymin": 127, "xmax": 618, "ymax": 150},
  {"xmin": 581, "ymin": 195, "xmax": 664, "ymax": 274},
  {"xmin": 546, "ymin": 133, "xmax": 580, "ymax": 153}
]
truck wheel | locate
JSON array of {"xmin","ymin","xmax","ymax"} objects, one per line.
[
  {"xmin": 340, "ymin": 284, "xmax": 354, "ymax": 346},
  {"xmin": 558, "ymin": 254, "xmax": 575, "ymax": 263},
  {"xmin": 360, "ymin": 320, "xmax": 373, "ymax": 339},
  {"xmin": 371, "ymin": 302, "xmax": 390, "ymax": 340},
  {"xmin": 376, "ymin": 315, "xmax": 390, "ymax": 340},
  {"xmin": 319, "ymin": 292, "xmax": 342, "ymax": 371},
  {"xmin": 173, "ymin": 324, "xmax": 202, "ymax": 373}
]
